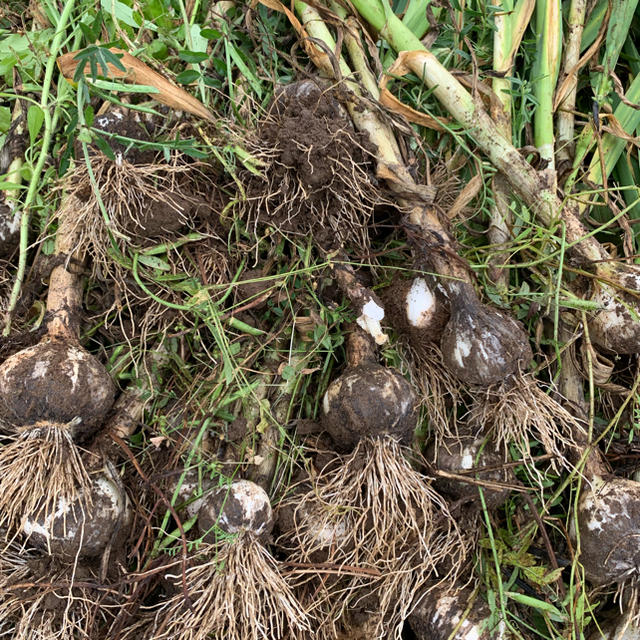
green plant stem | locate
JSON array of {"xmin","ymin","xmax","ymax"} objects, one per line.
[
  {"xmin": 556, "ymin": 0, "xmax": 587, "ymax": 166},
  {"xmin": 3, "ymin": 0, "xmax": 77, "ymax": 335},
  {"xmin": 349, "ymin": 0, "xmax": 611, "ymax": 268},
  {"xmin": 488, "ymin": 0, "xmax": 534, "ymax": 291},
  {"xmin": 532, "ymin": 0, "xmax": 561, "ymax": 171}
]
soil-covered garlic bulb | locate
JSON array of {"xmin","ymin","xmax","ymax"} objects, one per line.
[
  {"xmin": 198, "ymin": 479, "xmax": 273, "ymax": 540},
  {"xmin": 322, "ymin": 331, "xmax": 416, "ymax": 451},
  {"xmin": 587, "ymin": 615, "xmax": 638, "ymax": 640},
  {"xmin": 440, "ymin": 282, "xmax": 532, "ymax": 386},
  {"xmin": 22, "ymin": 470, "xmax": 130, "ymax": 559},
  {"xmin": 384, "ymin": 275, "xmax": 450, "ymax": 344},
  {"xmin": 572, "ymin": 474, "xmax": 640, "ymax": 586},
  {"xmin": 0, "ymin": 199, "xmax": 19, "ymax": 259},
  {"xmin": 0, "ymin": 339, "xmax": 115, "ymax": 436},
  {"xmin": 242, "ymin": 79, "xmax": 378, "ymax": 249},
  {"xmin": 409, "ymin": 586, "xmax": 514, "ymax": 639},
  {"xmin": 589, "ymin": 266, "xmax": 640, "ymax": 354},
  {"xmin": 151, "ymin": 478, "xmax": 310, "ymax": 640},
  {"xmin": 427, "ymin": 433, "xmax": 513, "ymax": 509},
  {"xmin": 168, "ymin": 469, "xmax": 214, "ymax": 520}
]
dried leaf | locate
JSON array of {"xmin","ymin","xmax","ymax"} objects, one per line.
[
  {"xmin": 447, "ymin": 173, "xmax": 482, "ymax": 219},
  {"xmin": 57, "ymin": 47, "xmax": 215, "ymax": 122},
  {"xmin": 379, "ymin": 61, "xmax": 447, "ymax": 131}
]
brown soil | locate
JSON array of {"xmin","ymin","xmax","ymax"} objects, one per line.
[
  {"xmin": 382, "ymin": 274, "xmax": 450, "ymax": 347},
  {"xmin": 243, "ymin": 79, "xmax": 378, "ymax": 248},
  {"xmin": 322, "ymin": 363, "xmax": 416, "ymax": 452},
  {"xmin": 81, "ymin": 109, "xmax": 155, "ymax": 164},
  {"xmin": 235, "ymin": 268, "xmax": 271, "ymax": 310},
  {"xmin": 0, "ymin": 337, "xmax": 115, "ymax": 435},
  {"xmin": 426, "ymin": 432, "xmax": 513, "ymax": 510}
]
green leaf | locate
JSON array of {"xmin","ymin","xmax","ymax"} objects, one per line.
[
  {"xmin": 179, "ymin": 50, "xmax": 209, "ymax": 64},
  {"xmin": 227, "ymin": 45, "xmax": 262, "ymax": 98},
  {"xmin": 77, "ymin": 128, "xmax": 93, "ymax": 144},
  {"xmin": 281, "ymin": 365, "xmax": 296, "ymax": 381},
  {"xmin": 73, "ymin": 46, "xmax": 126, "ymax": 82},
  {"xmin": 505, "ymin": 591, "xmax": 565, "ymax": 619},
  {"xmin": 137, "ymin": 254, "xmax": 171, "ymax": 271},
  {"xmin": 176, "ymin": 69, "xmax": 200, "ymax": 84},
  {"xmin": 0, "ymin": 107, "xmax": 11, "ymax": 134},
  {"xmin": 100, "ymin": 0, "xmax": 158, "ymax": 32},
  {"xmin": 201, "ymin": 28, "xmax": 223, "ymax": 39},
  {"xmin": 84, "ymin": 105, "xmax": 95, "ymax": 127},
  {"xmin": 27, "ymin": 105, "xmax": 44, "ymax": 145},
  {"xmin": 90, "ymin": 78, "xmax": 160, "ymax": 93},
  {"xmin": 190, "ymin": 24, "xmax": 209, "ymax": 53},
  {"xmin": 93, "ymin": 135, "xmax": 116, "ymax": 161}
]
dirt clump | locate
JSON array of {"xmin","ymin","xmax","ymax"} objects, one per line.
[
  {"xmin": 322, "ymin": 362, "xmax": 416, "ymax": 452},
  {"xmin": 0, "ymin": 338, "xmax": 115, "ymax": 434},
  {"xmin": 243, "ymin": 79, "xmax": 379, "ymax": 248}
]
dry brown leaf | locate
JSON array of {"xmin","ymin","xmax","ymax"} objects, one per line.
[
  {"xmin": 379, "ymin": 60, "xmax": 448, "ymax": 131},
  {"xmin": 57, "ymin": 47, "xmax": 215, "ymax": 122},
  {"xmin": 447, "ymin": 173, "xmax": 482, "ymax": 219}
]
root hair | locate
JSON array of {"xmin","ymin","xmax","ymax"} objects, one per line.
[
  {"xmin": 149, "ymin": 536, "xmax": 312, "ymax": 640},
  {"xmin": 240, "ymin": 89, "xmax": 383, "ymax": 250},
  {"xmin": 0, "ymin": 422, "xmax": 91, "ymax": 534},
  {"xmin": 281, "ymin": 437, "xmax": 469, "ymax": 639},
  {"xmin": 468, "ymin": 373, "xmax": 585, "ymax": 473}
]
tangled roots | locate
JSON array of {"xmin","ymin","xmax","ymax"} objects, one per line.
[
  {"xmin": 281, "ymin": 437, "xmax": 469, "ymax": 639},
  {"xmin": 65, "ymin": 154, "xmax": 212, "ymax": 271},
  {"xmin": 468, "ymin": 373, "xmax": 585, "ymax": 474},
  {"xmin": 0, "ymin": 422, "xmax": 91, "ymax": 534},
  {"xmin": 240, "ymin": 80, "xmax": 381, "ymax": 249},
  {"xmin": 402, "ymin": 341, "xmax": 463, "ymax": 444},
  {"xmin": 0, "ymin": 551, "xmax": 121, "ymax": 640},
  {"xmin": 149, "ymin": 536, "xmax": 312, "ymax": 640}
]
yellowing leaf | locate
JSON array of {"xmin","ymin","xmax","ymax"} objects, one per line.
[{"xmin": 57, "ymin": 47, "xmax": 215, "ymax": 122}]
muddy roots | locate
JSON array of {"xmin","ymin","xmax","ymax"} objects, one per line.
[
  {"xmin": 148, "ymin": 536, "xmax": 311, "ymax": 640},
  {"xmin": 401, "ymin": 341, "xmax": 463, "ymax": 442},
  {"xmin": 468, "ymin": 373, "xmax": 584, "ymax": 473},
  {"xmin": 0, "ymin": 421, "xmax": 91, "ymax": 534},
  {"xmin": 0, "ymin": 557, "xmax": 120, "ymax": 640},
  {"xmin": 282, "ymin": 437, "xmax": 468, "ymax": 638},
  {"xmin": 241, "ymin": 79, "xmax": 381, "ymax": 249},
  {"xmin": 66, "ymin": 152, "xmax": 215, "ymax": 262}
]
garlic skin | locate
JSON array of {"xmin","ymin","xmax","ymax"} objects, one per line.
[
  {"xmin": 0, "ymin": 339, "xmax": 115, "ymax": 437},
  {"xmin": 587, "ymin": 616, "xmax": 638, "ymax": 640},
  {"xmin": 356, "ymin": 297, "xmax": 388, "ymax": 345},
  {"xmin": 440, "ymin": 283, "xmax": 532, "ymax": 386},
  {"xmin": 23, "ymin": 472, "xmax": 130, "ymax": 559},
  {"xmin": 589, "ymin": 266, "xmax": 640, "ymax": 354},
  {"xmin": 198, "ymin": 479, "xmax": 273, "ymax": 541},
  {"xmin": 409, "ymin": 587, "xmax": 514, "ymax": 639},
  {"xmin": 406, "ymin": 278, "xmax": 437, "ymax": 329},
  {"xmin": 384, "ymin": 276, "xmax": 450, "ymax": 346},
  {"xmin": 572, "ymin": 475, "xmax": 640, "ymax": 586},
  {"xmin": 322, "ymin": 363, "xmax": 416, "ymax": 451}
]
